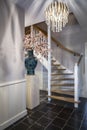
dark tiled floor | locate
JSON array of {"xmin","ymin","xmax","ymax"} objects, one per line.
[
  {"xmin": 40, "ymin": 90, "xmax": 47, "ymax": 102},
  {"xmin": 4, "ymin": 97, "xmax": 87, "ymax": 130}
]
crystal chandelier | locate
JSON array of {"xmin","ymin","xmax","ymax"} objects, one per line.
[{"xmin": 45, "ymin": 1, "xmax": 69, "ymax": 32}]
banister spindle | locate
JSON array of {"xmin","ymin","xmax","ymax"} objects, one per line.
[
  {"xmin": 74, "ymin": 63, "xmax": 79, "ymax": 108},
  {"xmin": 48, "ymin": 25, "xmax": 51, "ymax": 101}
]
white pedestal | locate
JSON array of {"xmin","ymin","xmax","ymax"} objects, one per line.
[{"xmin": 26, "ymin": 75, "xmax": 40, "ymax": 109}]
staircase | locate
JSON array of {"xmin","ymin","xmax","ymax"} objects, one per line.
[
  {"xmin": 48, "ymin": 57, "xmax": 80, "ymax": 104},
  {"xmin": 25, "ymin": 25, "xmax": 83, "ymax": 107}
]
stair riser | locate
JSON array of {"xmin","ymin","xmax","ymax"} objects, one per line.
[
  {"xmin": 51, "ymin": 91, "xmax": 74, "ymax": 96},
  {"xmin": 52, "ymin": 87, "xmax": 74, "ymax": 90},
  {"xmin": 51, "ymin": 75, "xmax": 74, "ymax": 78},
  {"xmin": 51, "ymin": 79, "xmax": 74, "ymax": 81},
  {"xmin": 52, "ymin": 66, "xmax": 65, "ymax": 69},
  {"xmin": 51, "ymin": 69, "xmax": 65, "ymax": 72},
  {"xmin": 51, "ymin": 80, "xmax": 74, "ymax": 84},
  {"xmin": 51, "ymin": 86, "xmax": 74, "ymax": 90},
  {"xmin": 51, "ymin": 84, "xmax": 74, "ymax": 87}
]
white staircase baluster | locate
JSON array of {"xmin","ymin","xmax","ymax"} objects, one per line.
[
  {"xmin": 48, "ymin": 25, "xmax": 51, "ymax": 101},
  {"xmin": 31, "ymin": 25, "xmax": 34, "ymax": 48},
  {"xmin": 74, "ymin": 63, "xmax": 79, "ymax": 108}
]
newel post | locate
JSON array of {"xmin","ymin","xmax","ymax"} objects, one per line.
[
  {"xmin": 48, "ymin": 25, "xmax": 51, "ymax": 101},
  {"xmin": 74, "ymin": 63, "xmax": 79, "ymax": 108}
]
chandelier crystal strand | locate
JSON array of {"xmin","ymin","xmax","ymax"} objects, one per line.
[{"xmin": 45, "ymin": 1, "xmax": 69, "ymax": 32}]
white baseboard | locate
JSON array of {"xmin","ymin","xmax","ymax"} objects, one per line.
[{"xmin": 0, "ymin": 110, "xmax": 27, "ymax": 130}]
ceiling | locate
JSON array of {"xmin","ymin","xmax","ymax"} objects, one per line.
[
  {"xmin": 10, "ymin": 0, "xmax": 87, "ymax": 53},
  {"xmin": 12, "ymin": 0, "xmax": 87, "ymax": 30}
]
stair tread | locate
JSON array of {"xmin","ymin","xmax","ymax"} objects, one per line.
[
  {"xmin": 52, "ymin": 68, "xmax": 66, "ymax": 70},
  {"xmin": 52, "ymin": 64, "xmax": 60, "ymax": 66},
  {"xmin": 51, "ymin": 78, "xmax": 74, "ymax": 81},
  {"xmin": 51, "ymin": 90, "xmax": 74, "ymax": 95},
  {"xmin": 51, "ymin": 73, "xmax": 73, "ymax": 75},
  {"xmin": 51, "ymin": 59, "xmax": 56, "ymax": 62},
  {"xmin": 51, "ymin": 83, "xmax": 74, "ymax": 86},
  {"xmin": 47, "ymin": 95, "xmax": 80, "ymax": 103}
]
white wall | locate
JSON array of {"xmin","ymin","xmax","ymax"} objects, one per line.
[
  {"xmin": 51, "ymin": 40, "xmax": 76, "ymax": 72},
  {"xmin": 0, "ymin": 1, "xmax": 25, "ymax": 83},
  {"xmin": 0, "ymin": 1, "xmax": 27, "ymax": 129}
]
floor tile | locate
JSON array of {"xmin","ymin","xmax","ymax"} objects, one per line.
[
  {"xmin": 81, "ymin": 119, "xmax": 87, "ymax": 129},
  {"xmin": 64, "ymin": 102, "xmax": 75, "ymax": 108},
  {"xmin": 29, "ymin": 123, "xmax": 44, "ymax": 130},
  {"xmin": 61, "ymin": 106, "xmax": 74, "ymax": 114},
  {"xmin": 37, "ymin": 116, "xmax": 51, "ymax": 127},
  {"xmin": 4, "ymin": 124, "xmax": 14, "ymax": 130},
  {"xmin": 75, "ymin": 109, "xmax": 85, "ymax": 115},
  {"xmin": 80, "ymin": 126, "xmax": 87, "ymax": 130},
  {"xmin": 38, "ymin": 106, "xmax": 51, "ymax": 113},
  {"xmin": 71, "ymin": 110, "xmax": 84, "ymax": 121},
  {"xmin": 45, "ymin": 103, "xmax": 56, "ymax": 109},
  {"xmin": 63, "ymin": 125, "xmax": 78, "ymax": 130},
  {"xmin": 51, "ymin": 105, "xmax": 64, "ymax": 113},
  {"xmin": 52, "ymin": 117, "xmax": 66, "ymax": 128},
  {"xmin": 29, "ymin": 111, "xmax": 44, "ymax": 120},
  {"xmin": 44, "ymin": 110, "xmax": 57, "ymax": 119},
  {"xmin": 32, "ymin": 102, "xmax": 47, "ymax": 112},
  {"xmin": 13, "ymin": 116, "xmax": 27, "ymax": 125},
  {"xmin": 22, "ymin": 116, "xmax": 35, "ymax": 126},
  {"xmin": 67, "ymin": 118, "xmax": 81, "ymax": 129},
  {"xmin": 84, "ymin": 115, "xmax": 87, "ymax": 120},
  {"xmin": 11, "ymin": 123, "xmax": 28, "ymax": 130},
  {"xmin": 4, "ymin": 128, "xmax": 10, "ymax": 130},
  {"xmin": 46, "ymin": 124, "xmax": 61, "ymax": 130},
  {"xmin": 57, "ymin": 111, "xmax": 71, "ymax": 120}
]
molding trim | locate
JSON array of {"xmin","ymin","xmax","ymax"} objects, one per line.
[
  {"xmin": 0, "ymin": 79, "xmax": 26, "ymax": 87},
  {"xmin": 0, "ymin": 110, "xmax": 27, "ymax": 130}
]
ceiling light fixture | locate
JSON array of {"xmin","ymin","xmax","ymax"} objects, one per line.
[{"xmin": 45, "ymin": 1, "xmax": 69, "ymax": 32}]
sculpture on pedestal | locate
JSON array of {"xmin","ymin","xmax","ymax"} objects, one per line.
[{"xmin": 25, "ymin": 50, "xmax": 37, "ymax": 75}]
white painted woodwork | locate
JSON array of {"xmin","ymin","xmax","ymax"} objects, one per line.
[
  {"xmin": 34, "ymin": 51, "xmax": 48, "ymax": 70},
  {"xmin": 74, "ymin": 63, "xmax": 79, "ymax": 108},
  {"xmin": 0, "ymin": 80, "xmax": 27, "ymax": 130},
  {"xmin": 48, "ymin": 25, "xmax": 51, "ymax": 101},
  {"xmin": 0, "ymin": 79, "xmax": 26, "ymax": 87},
  {"xmin": 26, "ymin": 75, "xmax": 40, "ymax": 109}
]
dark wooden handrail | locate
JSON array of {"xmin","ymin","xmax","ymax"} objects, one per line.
[
  {"xmin": 77, "ymin": 53, "xmax": 83, "ymax": 66},
  {"xmin": 34, "ymin": 25, "xmax": 80, "ymax": 57}
]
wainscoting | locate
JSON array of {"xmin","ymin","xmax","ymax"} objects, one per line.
[{"xmin": 0, "ymin": 79, "xmax": 27, "ymax": 130}]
